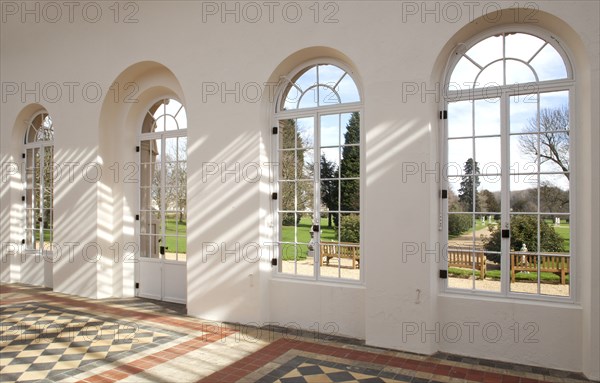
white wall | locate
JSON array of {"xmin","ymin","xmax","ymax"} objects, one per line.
[{"xmin": 1, "ymin": 1, "xmax": 597, "ymax": 379}]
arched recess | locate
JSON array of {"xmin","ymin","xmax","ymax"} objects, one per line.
[
  {"xmin": 2, "ymin": 103, "xmax": 56, "ymax": 287},
  {"xmin": 263, "ymin": 47, "xmax": 365, "ymax": 282},
  {"xmin": 431, "ymin": 8, "xmax": 597, "ymax": 379},
  {"xmin": 97, "ymin": 61, "xmax": 187, "ymax": 301}
]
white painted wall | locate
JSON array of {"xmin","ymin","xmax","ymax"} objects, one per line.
[{"xmin": 1, "ymin": 1, "xmax": 598, "ymax": 379}]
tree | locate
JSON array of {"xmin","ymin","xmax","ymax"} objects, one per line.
[
  {"xmin": 340, "ymin": 112, "xmax": 360, "ymax": 212},
  {"xmin": 479, "ymin": 189, "xmax": 500, "ymax": 216},
  {"xmin": 320, "ymin": 154, "xmax": 339, "ymax": 228},
  {"xmin": 519, "ymin": 106, "xmax": 569, "ymax": 179},
  {"xmin": 458, "ymin": 158, "xmax": 480, "ymax": 212},
  {"xmin": 279, "ymin": 119, "xmax": 308, "ymax": 226},
  {"xmin": 482, "ymin": 215, "xmax": 564, "ymax": 263}
]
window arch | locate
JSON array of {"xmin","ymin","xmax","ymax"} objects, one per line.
[
  {"xmin": 139, "ymin": 98, "xmax": 187, "ymax": 262},
  {"xmin": 274, "ymin": 62, "xmax": 362, "ymax": 281},
  {"xmin": 443, "ymin": 29, "xmax": 573, "ymax": 299},
  {"xmin": 24, "ymin": 111, "xmax": 54, "ymax": 252}
]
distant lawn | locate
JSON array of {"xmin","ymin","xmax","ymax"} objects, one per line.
[{"xmin": 164, "ymin": 219, "xmax": 186, "ymax": 253}]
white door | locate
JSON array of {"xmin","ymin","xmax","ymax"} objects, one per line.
[{"xmin": 137, "ymin": 99, "xmax": 187, "ymax": 304}]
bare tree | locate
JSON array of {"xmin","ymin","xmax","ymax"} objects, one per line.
[{"xmin": 519, "ymin": 106, "xmax": 569, "ymax": 179}]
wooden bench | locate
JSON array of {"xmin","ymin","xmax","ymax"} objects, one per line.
[
  {"xmin": 320, "ymin": 242, "xmax": 360, "ymax": 269},
  {"xmin": 447, "ymin": 248, "xmax": 486, "ymax": 279},
  {"xmin": 511, "ymin": 254, "xmax": 569, "ymax": 284}
]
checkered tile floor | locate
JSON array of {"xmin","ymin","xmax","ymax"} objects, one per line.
[
  {"xmin": 0, "ymin": 283, "xmax": 596, "ymax": 383},
  {"xmin": 0, "ymin": 302, "xmax": 183, "ymax": 382}
]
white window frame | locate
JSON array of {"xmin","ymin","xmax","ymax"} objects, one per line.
[
  {"xmin": 272, "ymin": 59, "xmax": 364, "ymax": 284},
  {"xmin": 23, "ymin": 110, "xmax": 54, "ymax": 254},
  {"xmin": 440, "ymin": 26, "xmax": 576, "ymax": 302},
  {"xmin": 138, "ymin": 98, "xmax": 188, "ymax": 264}
]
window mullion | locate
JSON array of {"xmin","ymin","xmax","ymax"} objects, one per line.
[{"xmin": 500, "ymin": 93, "xmax": 510, "ymax": 295}]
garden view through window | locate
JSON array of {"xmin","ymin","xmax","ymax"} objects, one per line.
[
  {"xmin": 139, "ymin": 99, "xmax": 187, "ymax": 262},
  {"xmin": 275, "ymin": 63, "xmax": 361, "ymax": 281},
  {"xmin": 24, "ymin": 112, "xmax": 54, "ymax": 253},
  {"xmin": 445, "ymin": 31, "xmax": 572, "ymax": 297}
]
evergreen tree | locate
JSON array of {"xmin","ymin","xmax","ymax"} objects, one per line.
[{"xmin": 458, "ymin": 158, "xmax": 480, "ymax": 212}]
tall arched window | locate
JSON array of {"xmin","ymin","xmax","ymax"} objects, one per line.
[
  {"xmin": 24, "ymin": 111, "xmax": 54, "ymax": 252},
  {"xmin": 139, "ymin": 99, "xmax": 187, "ymax": 262},
  {"xmin": 443, "ymin": 29, "xmax": 573, "ymax": 298},
  {"xmin": 274, "ymin": 62, "xmax": 362, "ymax": 281}
]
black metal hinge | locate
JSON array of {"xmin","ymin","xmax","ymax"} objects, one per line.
[
  {"xmin": 136, "ymin": 146, "xmax": 140, "ymax": 152},
  {"xmin": 160, "ymin": 246, "xmax": 165, "ymax": 255},
  {"xmin": 439, "ymin": 110, "xmax": 447, "ymax": 120},
  {"xmin": 441, "ymin": 190, "xmax": 448, "ymax": 199},
  {"xmin": 272, "ymin": 192, "xmax": 278, "ymax": 200},
  {"xmin": 312, "ymin": 225, "xmax": 320, "ymax": 232},
  {"xmin": 21, "ymin": 239, "xmax": 25, "ymax": 245},
  {"xmin": 272, "ymin": 127, "xmax": 278, "ymax": 134},
  {"xmin": 271, "ymin": 258, "xmax": 278, "ymax": 266},
  {"xmin": 502, "ymin": 229, "xmax": 510, "ymax": 238},
  {"xmin": 439, "ymin": 270, "xmax": 448, "ymax": 279},
  {"xmin": 21, "ymin": 196, "xmax": 25, "ymax": 202},
  {"xmin": 135, "ymin": 214, "xmax": 140, "ymax": 221},
  {"xmin": 135, "ymin": 282, "xmax": 139, "ymax": 288},
  {"xmin": 22, "ymin": 153, "xmax": 26, "ymax": 159}
]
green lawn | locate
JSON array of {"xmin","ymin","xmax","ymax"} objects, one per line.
[
  {"xmin": 164, "ymin": 219, "xmax": 187, "ymax": 253},
  {"xmin": 547, "ymin": 221, "xmax": 570, "ymax": 252},
  {"xmin": 280, "ymin": 216, "xmax": 338, "ymax": 260}
]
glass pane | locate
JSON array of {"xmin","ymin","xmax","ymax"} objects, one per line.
[
  {"xmin": 340, "ymin": 180, "xmax": 359, "ymax": 212},
  {"xmin": 320, "ymin": 148, "xmax": 339, "ymax": 179},
  {"xmin": 298, "ymin": 86, "xmax": 318, "ymax": 109},
  {"xmin": 319, "ymin": 85, "xmax": 340, "ymax": 106},
  {"xmin": 539, "ymin": 133, "xmax": 569, "ymax": 173},
  {"xmin": 296, "ymin": 118, "xmax": 314, "ymax": 148},
  {"xmin": 540, "ymin": 256, "xmax": 569, "ymax": 297},
  {"xmin": 298, "ymin": 149, "xmax": 314, "ymax": 179},
  {"xmin": 449, "ymin": 56, "xmax": 480, "ymax": 90},
  {"xmin": 279, "ymin": 119, "xmax": 296, "ymax": 149},
  {"xmin": 280, "ymin": 150, "xmax": 296, "ymax": 180},
  {"xmin": 279, "ymin": 182, "xmax": 295, "ymax": 211},
  {"xmin": 319, "ymin": 64, "xmax": 345, "ymax": 87},
  {"xmin": 540, "ymin": 215, "xmax": 569, "ymax": 254},
  {"xmin": 475, "ymin": 137, "xmax": 500, "ymax": 172},
  {"xmin": 447, "ymin": 213, "xmax": 474, "ymax": 245},
  {"xmin": 510, "ymin": 252, "xmax": 538, "ymax": 294},
  {"xmin": 164, "ymin": 236, "xmax": 177, "ymax": 260},
  {"xmin": 510, "ymin": 177, "xmax": 538, "ymax": 212},
  {"xmin": 337, "ymin": 74, "xmax": 360, "ymax": 103},
  {"xmin": 506, "ymin": 60, "xmax": 537, "ymax": 84},
  {"xmin": 474, "ymin": 98, "xmax": 500, "ymax": 136},
  {"xmin": 340, "ymin": 214, "xmax": 360, "ymax": 243},
  {"xmin": 531, "ymin": 44, "xmax": 568, "ymax": 81},
  {"xmin": 540, "ymin": 175, "xmax": 569, "ymax": 213},
  {"xmin": 321, "ymin": 180, "xmax": 339, "ymax": 213},
  {"xmin": 297, "ymin": 181, "xmax": 313, "ymax": 212},
  {"xmin": 510, "ymin": 214, "xmax": 539, "ymax": 253},
  {"xmin": 510, "ymin": 134, "xmax": 538, "ymax": 174},
  {"xmin": 341, "ymin": 112, "xmax": 360, "ymax": 145},
  {"xmin": 510, "ymin": 94, "xmax": 538, "ymax": 133},
  {"xmin": 320, "ymin": 115, "xmax": 340, "ymax": 147},
  {"xmin": 476, "ymin": 61, "xmax": 503, "ymax": 87},
  {"xmin": 505, "ymin": 33, "xmax": 545, "ymax": 62},
  {"xmin": 340, "ymin": 146, "xmax": 360, "ymax": 178},
  {"xmin": 447, "ymin": 139, "xmax": 473, "ymax": 174},
  {"xmin": 448, "ymin": 101, "xmax": 472, "ymax": 138},
  {"xmin": 466, "ymin": 35, "xmax": 503, "ymax": 68}
]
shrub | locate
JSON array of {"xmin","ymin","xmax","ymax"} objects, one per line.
[
  {"xmin": 448, "ymin": 214, "xmax": 471, "ymax": 237},
  {"xmin": 340, "ymin": 214, "xmax": 360, "ymax": 243},
  {"xmin": 482, "ymin": 215, "xmax": 564, "ymax": 263}
]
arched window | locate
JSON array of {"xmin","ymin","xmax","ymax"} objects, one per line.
[
  {"xmin": 274, "ymin": 62, "xmax": 362, "ymax": 281},
  {"xmin": 24, "ymin": 111, "xmax": 54, "ymax": 251},
  {"xmin": 139, "ymin": 99, "xmax": 187, "ymax": 262},
  {"xmin": 443, "ymin": 30, "xmax": 573, "ymax": 298}
]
